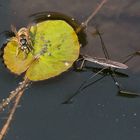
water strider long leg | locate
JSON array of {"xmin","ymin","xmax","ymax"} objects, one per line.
[
  {"xmin": 78, "ymin": 75, "xmax": 107, "ymax": 92},
  {"xmin": 79, "ymin": 59, "xmax": 86, "ymax": 69},
  {"xmin": 111, "ymin": 69, "xmax": 140, "ymax": 96},
  {"xmin": 96, "ymin": 28, "xmax": 140, "ymax": 66},
  {"xmin": 79, "ymin": 66, "xmax": 126, "ymax": 95},
  {"xmin": 109, "ymin": 51, "xmax": 140, "ymax": 96},
  {"xmin": 110, "ymin": 71, "xmax": 121, "ymax": 91},
  {"xmin": 121, "ymin": 51, "xmax": 140, "ymax": 64},
  {"xmin": 96, "ymin": 29, "xmax": 128, "ymax": 92},
  {"xmin": 62, "ymin": 67, "xmax": 107, "ymax": 104},
  {"xmin": 96, "ymin": 28, "xmax": 110, "ymax": 59}
]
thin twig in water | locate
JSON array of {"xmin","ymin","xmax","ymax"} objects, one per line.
[
  {"xmin": 83, "ymin": 0, "xmax": 107, "ymax": 27},
  {"xmin": 0, "ymin": 78, "xmax": 31, "ymax": 112},
  {"xmin": 0, "ymin": 91, "xmax": 24, "ymax": 140},
  {"xmin": 76, "ymin": 0, "xmax": 108, "ymax": 33}
]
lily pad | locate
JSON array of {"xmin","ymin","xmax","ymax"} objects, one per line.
[{"xmin": 3, "ymin": 20, "xmax": 80, "ymax": 81}]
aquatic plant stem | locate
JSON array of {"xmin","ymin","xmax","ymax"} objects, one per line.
[
  {"xmin": 0, "ymin": 78, "xmax": 31, "ymax": 112},
  {"xmin": 76, "ymin": 0, "xmax": 108, "ymax": 33},
  {"xmin": 84, "ymin": 0, "xmax": 107, "ymax": 26},
  {"xmin": 0, "ymin": 91, "xmax": 23, "ymax": 140}
]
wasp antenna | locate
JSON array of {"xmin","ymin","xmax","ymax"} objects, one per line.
[
  {"xmin": 11, "ymin": 24, "xmax": 17, "ymax": 34},
  {"xmin": 27, "ymin": 23, "xmax": 35, "ymax": 30}
]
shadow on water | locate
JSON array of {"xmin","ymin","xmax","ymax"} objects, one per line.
[{"xmin": 0, "ymin": 0, "xmax": 140, "ymax": 140}]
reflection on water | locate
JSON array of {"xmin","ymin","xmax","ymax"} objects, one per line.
[{"xmin": 0, "ymin": 0, "xmax": 140, "ymax": 140}]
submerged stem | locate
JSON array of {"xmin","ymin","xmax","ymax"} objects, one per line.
[
  {"xmin": 76, "ymin": 0, "xmax": 108, "ymax": 33},
  {"xmin": 0, "ymin": 91, "xmax": 24, "ymax": 140},
  {"xmin": 0, "ymin": 78, "xmax": 31, "ymax": 112},
  {"xmin": 84, "ymin": 0, "xmax": 107, "ymax": 27},
  {"xmin": 0, "ymin": 78, "xmax": 31, "ymax": 140}
]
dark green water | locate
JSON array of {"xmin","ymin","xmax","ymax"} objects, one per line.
[{"xmin": 0, "ymin": 0, "xmax": 140, "ymax": 140}]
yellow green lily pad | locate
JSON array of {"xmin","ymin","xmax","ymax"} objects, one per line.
[{"xmin": 3, "ymin": 20, "xmax": 80, "ymax": 81}]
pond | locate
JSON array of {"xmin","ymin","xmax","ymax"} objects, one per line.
[{"xmin": 0, "ymin": 0, "xmax": 140, "ymax": 140}]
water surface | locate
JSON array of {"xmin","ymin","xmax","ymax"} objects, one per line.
[{"xmin": 0, "ymin": 0, "xmax": 140, "ymax": 140}]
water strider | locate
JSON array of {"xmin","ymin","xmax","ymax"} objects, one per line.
[{"xmin": 63, "ymin": 28, "xmax": 140, "ymax": 104}]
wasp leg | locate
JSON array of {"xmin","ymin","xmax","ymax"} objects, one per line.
[
  {"xmin": 25, "ymin": 44, "xmax": 34, "ymax": 56},
  {"xmin": 29, "ymin": 44, "xmax": 34, "ymax": 54},
  {"xmin": 15, "ymin": 43, "xmax": 21, "ymax": 57},
  {"xmin": 16, "ymin": 47, "xmax": 20, "ymax": 57},
  {"xmin": 20, "ymin": 49, "xmax": 28, "ymax": 60}
]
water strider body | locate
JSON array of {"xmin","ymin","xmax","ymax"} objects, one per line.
[{"xmin": 80, "ymin": 54, "xmax": 128, "ymax": 69}]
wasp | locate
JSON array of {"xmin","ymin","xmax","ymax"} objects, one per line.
[{"xmin": 11, "ymin": 25, "xmax": 34, "ymax": 57}]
